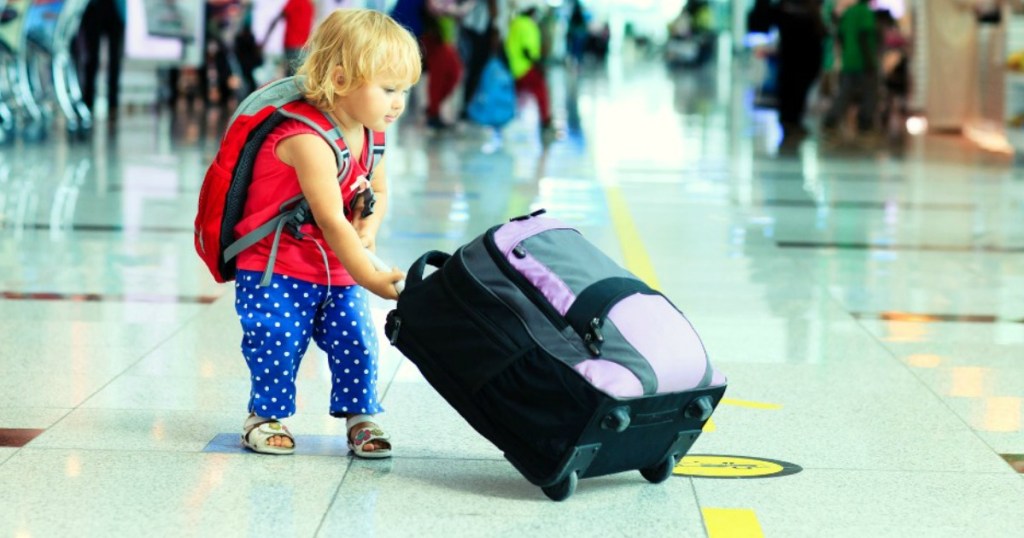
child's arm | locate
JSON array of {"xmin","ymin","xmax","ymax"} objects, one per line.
[
  {"xmin": 353, "ymin": 157, "xmax": 390, "ymax": 252},
  {"xmin": 278, "ymin": 134, "xmax": 403, "ymax": 300}
]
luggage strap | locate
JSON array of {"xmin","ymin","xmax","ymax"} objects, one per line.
[
  {"xmin": 565, "ymin": 277, "xmax": 715, "ymax": 389},
  {"xmin": 565, "ymin": 277, "xmax": 659, "ymax": 356}
]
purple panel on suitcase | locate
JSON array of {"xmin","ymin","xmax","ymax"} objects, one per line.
[
  {"xmin": 495, "ymin": 217, "xmax": 579, "ymax": 315},
  {"xmin": 573, "ymin": 359, "xmax": 644, "ymax": 397},
  {"xmin": 493, "ymin": 215, "xmax": 716, "ymax": 399},
  {"xmin": 492, "ymin": 217, "xmax": 574, "ymax": 258},
  {"xmin": 607, "ymin": 294, "xmax": 710, "ymax": 394},
  {"xmin": 506, "ymin": 249, "xmax": 576, "ymax": 315}
]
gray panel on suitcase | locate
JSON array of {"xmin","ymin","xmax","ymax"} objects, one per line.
[
  {"xmin": 459, "ymin": 234, "xmax": 660, "ymax": 395},
  {"xmin": 520, "ymin": 229, "xmax": 635, "ymax": 294}
]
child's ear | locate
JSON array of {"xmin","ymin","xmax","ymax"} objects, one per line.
[{"xmin": 331, "ymin": 66, "xmax": 346, "ymax": 91}]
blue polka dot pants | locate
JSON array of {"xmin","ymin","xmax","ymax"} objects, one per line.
[{"xmin": 235, "ymin": 270, "xmax": 383, "ymax": 420}]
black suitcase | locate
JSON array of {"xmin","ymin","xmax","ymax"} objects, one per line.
[{"xmin": 383, "ymin": 213, "xmax": 727, "ymax": 500}]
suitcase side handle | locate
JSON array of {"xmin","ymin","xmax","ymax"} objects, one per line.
[{"xmin": 407, "ymin": 250, "xmax": 451, "ymax": 288}]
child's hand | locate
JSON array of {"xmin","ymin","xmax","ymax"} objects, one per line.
[{"xmin": 366, "ymin": 268, "xmax": 405, "ymax": 301}]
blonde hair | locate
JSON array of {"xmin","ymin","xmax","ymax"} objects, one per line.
[{"xmin": 297, "ymin": 9, "xmax": 422, "ymax": 111}]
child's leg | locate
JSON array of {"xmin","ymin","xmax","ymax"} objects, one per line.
[
  {"xmin": 313, "ymin": 285, "xmax": 391, "ymax": 457},
  {"xmin": 312, "ymin": 285, "xmax": 384, "ymax": 417},
  {"xmin": 236, "ymin": 271, "xmax": 324, "ymax": 420}
]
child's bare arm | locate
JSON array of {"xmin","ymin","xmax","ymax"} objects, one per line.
[
  {"xmin": 277, "ymin": 134, "xmax": 403, "ymax": 299},
  {"xmin": 353, "ymin": 158, "xmax": 390, "ymax": 251}
]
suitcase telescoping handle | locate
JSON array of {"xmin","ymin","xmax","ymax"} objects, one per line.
[{"xmin": 364, "ymin": 248, "xmax": 406, "ymax": 295}]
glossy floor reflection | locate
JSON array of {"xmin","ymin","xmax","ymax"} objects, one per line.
[{"xmin": 1, "ymin": 55, "xmax": 1023, "ymax": 537}]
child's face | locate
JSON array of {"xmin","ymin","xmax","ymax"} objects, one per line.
[{"xmin": 337, "ymin": 74, "xmax": 412, "ymax": 132}]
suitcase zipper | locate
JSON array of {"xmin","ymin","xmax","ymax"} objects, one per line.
[
  {"xmin": 564, "ymin": 278, "xmax": 662, "ymax": 357},
  {"xmin": 484, "ymin": 228, "xmax": 569, "ymax": 331}
]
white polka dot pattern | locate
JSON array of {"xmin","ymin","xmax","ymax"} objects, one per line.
[{"xmin": 235, "ymin": 270, "xmax": 382, "ymax": 419}]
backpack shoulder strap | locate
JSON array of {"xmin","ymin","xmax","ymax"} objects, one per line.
[
  {"xmin": 366, "ymin": 129, "xmax": 386, "ymax": 179},
  {"xmin": 233, "ymin": 77, "xmax": 352, "ymax": 180},
  {"xmin": 229, "ymin": 76, "xmax": 304, "ymax": 124},
  {"xmin": 279, "ymin": 100, "xmax": 351, "ymax": 181}
]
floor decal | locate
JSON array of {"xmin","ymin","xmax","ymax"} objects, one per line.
[
  {"xmin": 203, "ymin": 433, "xmax": 350, "ymax": 457},
  {"xmin": 675, "ymin": 454, "xmax": 802, "ymax": 479},
  {"xmin": 0, "ymin": 428, "xmax": 46, "ymax": 447}
]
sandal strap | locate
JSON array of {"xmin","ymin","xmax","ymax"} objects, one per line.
[
  {"xmin": 345, "ymin": 414, "xmax": 375, "ymax": 430},
  {"xmin": 350, "ymin": 425, "xmax": 390, "ymax": 448},
  {"xmin": 244, "ymin": 420, "xmax": 293, "ymax": 444}
]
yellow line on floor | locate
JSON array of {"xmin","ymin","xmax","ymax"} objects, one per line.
[
  {"xmin": 606, "ymin": 184, "xmax": 719, "ymax": 436},
  {"xmin": 606, "ymin": 184, "xmax": 764, "ymax": 538},
  {"xmin": 702, "ymin": 508, "xmax": 765, "ymax": 538},
  {"xmin": 604, "ymin": 185, "xmax": 660, "ymax": 288},
  {"xmin": 720, "ymin": 398, "xmax": 783, "ymax": 410}
]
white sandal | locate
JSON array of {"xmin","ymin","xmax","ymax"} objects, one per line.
[
  {"xmin": 241, "ymin": 416, "xmax": 295, "ymax": 455},
  {"xmin": 348, "ymin": 422, "xmax": 392, "ymax": 459}
]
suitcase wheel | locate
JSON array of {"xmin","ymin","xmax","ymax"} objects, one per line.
[
  {"xmin": 541, "ymin": 471, "xmax": 578, "ymax": 501},
  {"xmin": 684, "ymin": 396, "xmax": 715, "ymax": 421},
  {"xmin": 640, "ymin": 455, "xmax": 676, "ymax": 484},
  {"xmin": 601, "ymin": 406, "xmax": 631, "ymax": 432}
]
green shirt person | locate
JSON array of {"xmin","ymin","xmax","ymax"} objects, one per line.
[
  {"xmin": 823, "ymin": 0, "xmax": 880, "ymax": 133},
  {"xmin": 505, "ymin": 9, "xmax": 542, "ymax": 80},
  {"xmin": 503, "ymin": 4, "xmax": 553, "ymax": 133},
  {"xmin": 836, "ymin": 0, "xmax": 877, "ymax": 73}
]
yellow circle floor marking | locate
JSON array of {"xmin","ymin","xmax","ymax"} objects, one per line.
[{"xmin": 674, "ymin": 455, "xmax": 802, "ymax": 479}]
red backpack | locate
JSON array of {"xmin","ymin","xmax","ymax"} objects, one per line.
[{"xmin": 194, "ymin": 77, "xmax": 386, "ymax": 285}]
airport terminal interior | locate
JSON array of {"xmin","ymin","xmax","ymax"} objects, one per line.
[{"xmin": 1, "ymin": 0, "xmax": 1023, "ymax": 536}]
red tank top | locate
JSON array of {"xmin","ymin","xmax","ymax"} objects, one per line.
[{"xmin": 234, "ymin": 118, "xmax": 368, "ymax": 286}]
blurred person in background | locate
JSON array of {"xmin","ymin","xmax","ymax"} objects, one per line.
[
  {"xmin": 506, "ymin": 1, "xmax": 553, "ymax": 137},
  {"xmin": 423, "ymin": 0, "xmax": 474, "ymax": 129},
  {"xmin": 202, "ymin": 0, "xmax": 241, "ymax": 108},
  {"xmin": 767, "ymin": 0, "xmax": 828, "ymax": 142},
  {"xmin": 666, "ymin": 0, "xmax": 715, "ymax": 67},
  {"xmin": 390, "ymin": 0, "xmax": 429, "ymax": 44},
  {"xmin": 822, "ymin": 0, "xmax": 879, "ymax": 136},
  {"xmin": 459, "ymin": 0, "xmax": 503, "ymax": 120},
  {"xmin": 78, "ymin": 0, "xmax": 126, "ymax": 121},
  {"xmin": 566, "ymin": 0, "xmax": 589, "ymax": 70},
  {"xmin": 234, "ymin": 0, "xmax": 263, "ymax": 96},
  {"xmin": 265, "ymin": 0, "xmax": 316, "ymax": 76},
  {"xmin": 875, "ymin": 9, "xmax": 910, "ymax": 132},
  {"xmin": 817, "ymin": 0, "xmax": 839, "ymax": 100}
]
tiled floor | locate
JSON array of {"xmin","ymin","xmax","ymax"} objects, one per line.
[{"xmin": 1, "ymin": 52, "xmax": 1023, "ymax": 537}]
